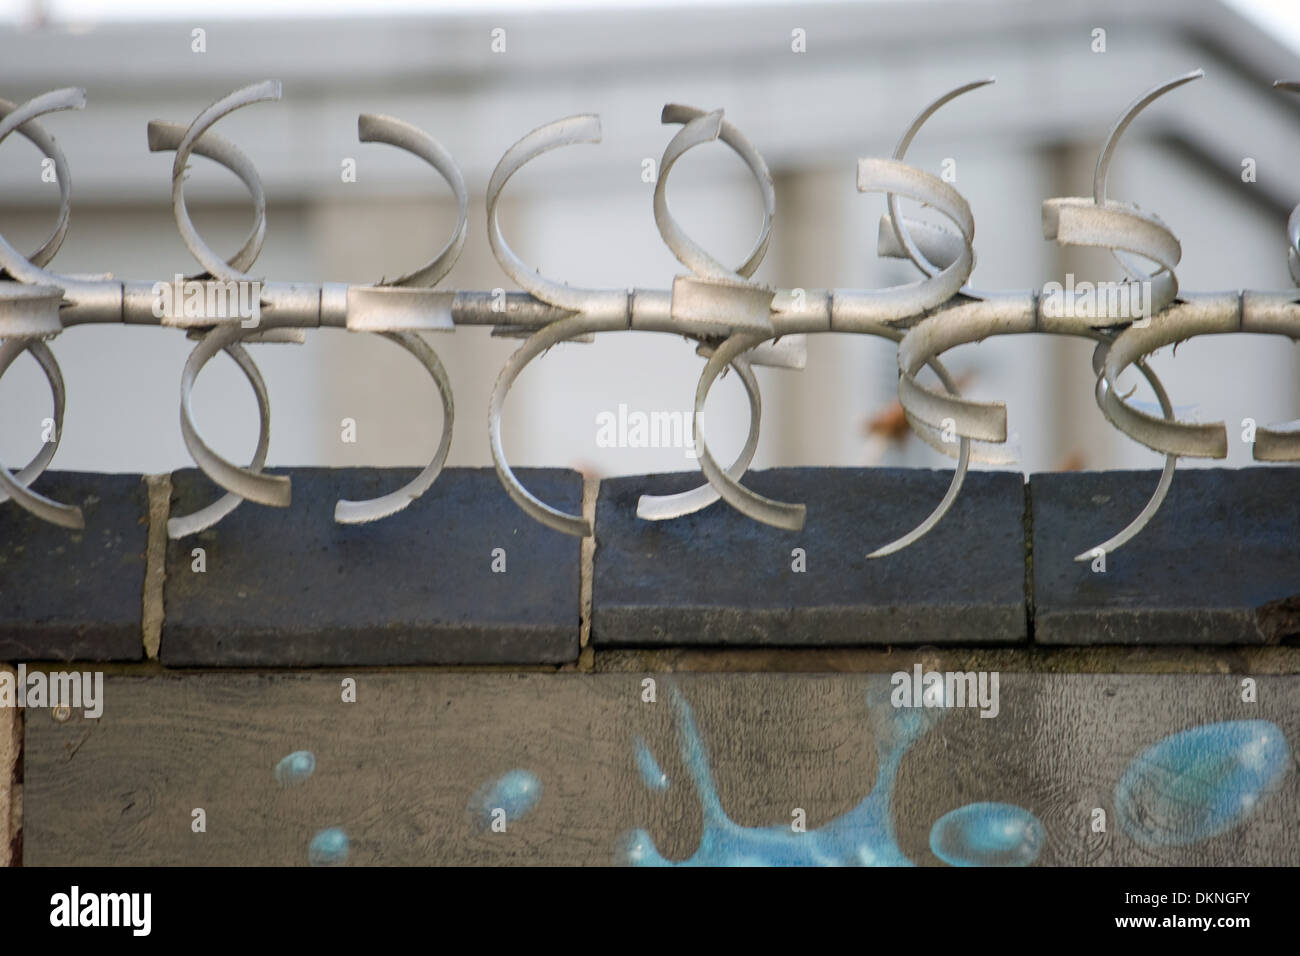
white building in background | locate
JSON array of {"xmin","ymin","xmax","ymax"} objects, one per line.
[{"xmin": 1, "ymin": 0, "xmax": 1298, "ymax": 483}]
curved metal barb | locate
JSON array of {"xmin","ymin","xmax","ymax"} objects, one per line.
[
  {"xmin": 152, "ymin": 82, "xmax": 469, "ymax": 536},
  {"xmin": 167, "ymin": 333, "xmax": 274, "ymax": 538},
  {"xmin": 884, "ymin": 76, "xmax": 993, "ymax": 295},
  {"xmin": 0, "ymin": 89, "xmax": 88, "ymax": 526},
  {"xmin": 679, "ymin": 84, "xmax": 999, "ymax": 557},
  {"xmin": 0, "ymin": 336, "xmax": 82, "ymax": 529},
  {"xmin": 689, "ymin": 79, "xmax": 1023, "ymax": 554},
  {"xmin": 484, "ymin": 104, "xmax": 778, "ymax": 536},
  {"xmin": 151, "ymin": 83, "xmax": 284, "ymax": 533},
  {"xmin": 0, "ymin": 89, "xmax": 84, "ymax": 283},
  {"xmin": 329, "ymin": 110, "xmax": 466, "ymax": 524},
  {"xmin": 2, "ymin": 75, "xmax": 1300, "ymax": 565},
  {"xmin": 168, "ymin": 80, "xmax": 281, "ymax": 284},
  {"xmin": 893, "ymin": 70, "xmax": 1266, "ymax": 561}
]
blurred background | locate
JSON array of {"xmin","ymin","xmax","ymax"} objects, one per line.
[{"xmin": 2, "ymin": 0, "xmax": 1300, "ymax": 485}]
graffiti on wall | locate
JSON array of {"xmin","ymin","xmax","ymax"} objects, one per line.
[{"xmin": 273, "ymin": 677, "xmax": 1291, "ymax": 866}]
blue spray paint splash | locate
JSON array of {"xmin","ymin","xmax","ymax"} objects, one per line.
[
  {"xmin": 472, "ymin": 769, "xmax": 543, "ymax": 829},
  {"xmin": 308, "ymin": 827, "xmax": 349, "ymax": 866},
  {"xmin": 1116, "ymin": 719, "xmax": 1291, "ymax": 847},
  {"xmin": 621, "ymin": 678, "xmax": 947, "ymax": 866},
  {"xmin": 635, "ymin": 736, "xmax": 670, "ymax": 792},
  {"xmin": 274, "ymin": 750, "xmax": 315, "ymax": 787},
  {"xmin": 929, "ymin": 802, "xmax": 1044, "ymax": 867},
  {"xmin": 268, "ymin": 752, "xmax": 347, "ymax": 865}
]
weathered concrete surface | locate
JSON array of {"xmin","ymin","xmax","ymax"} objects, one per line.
[
  {"xmin": 0, "ymin": 472, "xmax": 149, "ymax": 662},
  {"xmin": 1031, "ymin": 468, "xmax": 1300, "ymax": 645},
  {"xmin": 162, "ymin": 468, "xmax": 582, "ymax": 666},
  {"xmin": 593, "ymin": 468, "xmax": 1028, "ymax": 647},
  {"xmin": 23, "ymin": 672, "xmax": 1300, "ymax": 866}
]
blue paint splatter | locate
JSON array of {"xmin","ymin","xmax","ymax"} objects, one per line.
[
  {"xmin": 929, "ymin": 802, "xmax": 1044, "ymax": 867},
  {"xmin": 308, "ymin": 827, "xmax": 349, "ymax": 866},
  {"xmin": 472, "ymin": 769, "xmax": 543, "ymax": 828},
  {"xmin": 635, "ymin": 737, "xmax": 669, "ymax": 792},
  {"xmin": 1116, "ymin": 719, "xmax": 1291, "ymax": 848},
  {"xmin": 274, "ymin": 750, "xmax": 315, "ymax": 787},
  {"xmin": 622, "ymin": 678, "xmax": 941, "ymax": 866}
]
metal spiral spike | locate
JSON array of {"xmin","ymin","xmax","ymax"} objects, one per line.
[
  {"xmin": 647, "ymin": 103, "xmax": 785, "ymax": 524},
  {"xmin": 895, "ymin": 72, "xmax": 1204, "ymax": 561},
  {"xmin": 484, "ymin": 108, "xmax": 773, "ymax": 536},
  {"xmin": 686, "ymin": 82, "xmax": 992, "ymax": 557},
  {"xmin": 1080, "ymin": 71, "xmax": 1210, "ymax": 560},
  {"xmin": 2, "ymin": 73, "xmax": 1297, "ymax": 563},
  {"xmin": 0, "ymin": 88, "xmax": 88, "ymax": 527},
  {"xmin": 151, "ymin": 81, "xmax": 289, "ymax": 536},
  {"xmin": 332, "ymin": 112, "xmax": 466, "ymax": 524}
]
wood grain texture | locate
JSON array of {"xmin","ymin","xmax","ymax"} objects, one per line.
[{"xmin": 23, "ymin": 673, "xmax": 1300, "ymax": 866}]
